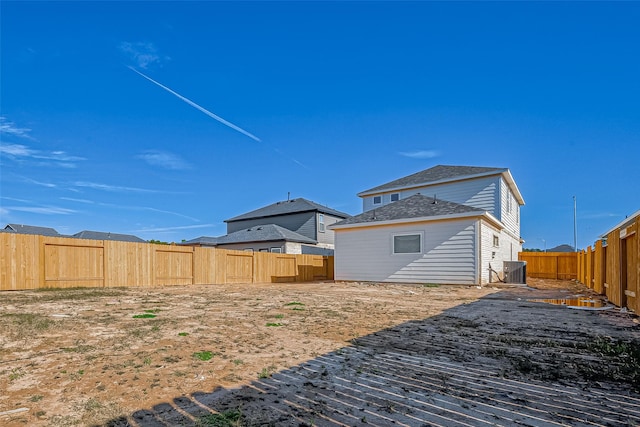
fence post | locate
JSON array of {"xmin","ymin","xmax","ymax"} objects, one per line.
[{"xmin": 39, "ymin": 235, "xmax": 46, "ymax": 289}]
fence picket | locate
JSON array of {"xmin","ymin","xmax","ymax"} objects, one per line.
[{"xmin": 0, "ymin": 234, "xmax": 333, "ymax": 290}]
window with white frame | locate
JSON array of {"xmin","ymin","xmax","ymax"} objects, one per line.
[
  {"xmin": 318, "ymin": 213, "xmax": 325, "ymax": 232},
  {"xmin": 393, "ymin": 233, "xmax": 422, "ymax": 254},
  {"xmin": 493, "ymin": 235, "xmax": 499, "ymax": 247},
  {"xmin": 507, "ymin": 193, "xmax": 512, "ymax": 213},
  {"xmin": 373, "ymin": 196, "xmax": 382, "ymax": 205},
  {"xmin": 390, "ymin": 193, "xmax": 400, "ymax": 202},
  {"xmin": 270, "ymin": 247, "xmax": 282, "ymax": 253}
]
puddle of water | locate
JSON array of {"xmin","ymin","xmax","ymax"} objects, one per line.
[{"xmin": 529, "ymin": 297, "xmax": 611, "ymax": 310}]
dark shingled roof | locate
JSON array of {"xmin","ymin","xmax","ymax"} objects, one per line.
[
  {"xmin": 4, "ymin": 224, "xmax": 61, "ymax": 237},
  {"xmin": 182, "ymin": 236, "xmax": 220, "ymax": 246},
  {"xmin": 73, "ymin": 230, "xmax": 147, "ymax": 243},
  {"xmin": 217, "ymin": 224, "xmax": 316, "ymax": 244},
  {"xmin": 225, "ymin": 198, "xmax": 350, "ymax": 222},
  {"xmin": 183, "ymin": 224, "xmax": 316, "ymax": 246},
  {"xmin": 332, "ymin": 194, "xmax": 484, "ymax": 226},
  {"xmin": 358, "ymin": 165, "xmax": 506, "ymax": 195}
]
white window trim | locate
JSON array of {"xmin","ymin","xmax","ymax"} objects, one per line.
[
  {"xmin": 390, "ymin": 193, "xmax": 400, "ymax": 202},
  {"xmin": 493, "ymin": 235, "xmax": 499, "ymax": 247},
  {"xmin": 373, "ymin": 196, "xmax": 382, "ymax": 205},
  {"xmin": 270, "ymin": 247, "xmax": 282, "ymax": 253},
  {"xmin": 318, "ymin": 213, "xmax": 325, "ymax": 233},
  {"xmin": 392, "ymin": 232, "xmax": 423, "ymax": 255}
]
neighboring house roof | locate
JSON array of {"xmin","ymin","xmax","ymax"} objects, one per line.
[
  {"xmin": 216, "ymin": 224, "xmax": 317, "ymax": 245},
  {"xmin": 4, "ymin": 224, "xmax": 61, "ymax": 236},
  {"xmin": 225, "ymin": 198, "xmax": 350, "ymax": 222},
  {"xmin": 73, "ymin": 230, "xmax": 147, "ymax": 243},
  {"xmin": 183, "ymin": 224, "xmax": 317, "ymax": 246},
  {"xmin": 331, "ymin": 194, "xmax": 500, "ymax": 229},
  {"xmin": 357, "ymin": 165, "xmax": 525, "ymax": 205},
  {"xmin": 182, "ymin": 236, "xmax": 220, "ymax": 246}
]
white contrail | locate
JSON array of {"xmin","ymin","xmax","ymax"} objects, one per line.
[
  {"xmin": 128, "ymin": 66, "xmax": 261, "ymax": 142},
  {"xmin": 272, "ymin": 147, "xmax": 309, "ymax": 170}
]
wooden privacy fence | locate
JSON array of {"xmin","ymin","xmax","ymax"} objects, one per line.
[
  {"xmin": 578, "ymin": 214, "xmax": 640, "ymax": 312},
  {"xmin": 518, "ymin": 252, "xmax": 578, "ymax": 280},
  {"xmin": 0, "ymin": 233, "xmax": 334, "ymax": 291}
]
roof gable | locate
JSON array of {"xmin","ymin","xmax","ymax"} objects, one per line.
[
  {"xmin": 358, "ymin": 165, "xmax": 505, "ymax": 195},
  {"xmin": 333, "ymin": 194, "xmax": 485, "ymax": 227},
  {"xmin": 357, "ymin": 164, "xmax": 524, "ymax": 205},
  {"xmin": 225, "ymin": 198, "xmax": 350, "ymax": 222}
]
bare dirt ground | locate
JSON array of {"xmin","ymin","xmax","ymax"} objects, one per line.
[{"xmin": 1, "ymin": 279, "xmax": 639, "ymax": 427}]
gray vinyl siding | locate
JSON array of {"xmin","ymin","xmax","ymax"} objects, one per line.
[
  {"xmin": 362, "ymin": 176, "xmax": 500, "ymax": 215},
  {"xmin": 227, "ymin": 212, "xmax": 316, "ymax": 240},
  {"xmin": 334, "ymin": 219, "xmax": 478, "ymax": 285},
  {"xmin": 316, "ymin": 213, "xmax": 342, "ymax": 246}
]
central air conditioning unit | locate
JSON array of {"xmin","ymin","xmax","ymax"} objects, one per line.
[{"xmin": 504, "ymin": 261, "xmax": 527, "ymax": 284}]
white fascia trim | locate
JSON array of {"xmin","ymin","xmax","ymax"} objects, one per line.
[
  {"xmin": 482, "ymin": 212, "xmax": 505, "ymax": 230},
  {"xmin": 356, "ymin": 169, "xmax": 508, "ymax": 198},
  {"xmin": 330, "ymin": 211, "xmax": 504, "ymax": 231},
  {"xmin": 479, "ymin": 214, "xmax": 520, "ymax": 241},
  {"xmin": 501, "ymin": 170, "xmax": 525, "ymax": 206}
]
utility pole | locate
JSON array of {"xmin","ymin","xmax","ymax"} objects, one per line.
[{"xmin": 573, "ymin": 196, "xmax": 577, "ymax": 251}]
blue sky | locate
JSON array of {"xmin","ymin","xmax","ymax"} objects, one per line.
[{"xmin": 1, "ymin": 1, "xmax": 638, "ymax": 249}]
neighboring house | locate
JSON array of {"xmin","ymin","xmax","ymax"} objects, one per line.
[
  {"xmin": 73, "ymin": 230, "xmax": 147, "ymax": 243},
  {"xmin": 3, "ymin": 224, "xmax": 62, "ymax": 237},
  {"xmin": 184, "ymin": 197, "xmax": 351, "ymax": 255},
  {"xmin": 330, "ymin": 165, "xmax": 525, "ymax": 285},
  {"xmin": 183, "ymin": 224, "xmax": 318, "ymax": 254},
  {"xmin": 2, "ymin": 224, "xmax": 147, "ymax": 243}
]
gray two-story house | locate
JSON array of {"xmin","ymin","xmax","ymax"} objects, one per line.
[{"xmin": 184, "ymin": 198, "xmax": 351, "ymax": 254}]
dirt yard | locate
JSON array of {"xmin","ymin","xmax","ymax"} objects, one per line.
[{"xmin": 1, "ymin": 279, "xmax": 639, "ymax": 427}]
